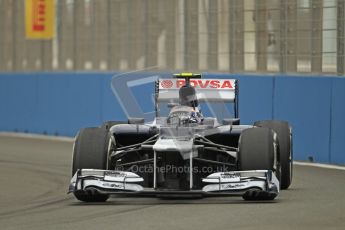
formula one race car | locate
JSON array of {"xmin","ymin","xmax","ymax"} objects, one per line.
[{"xmin": 69, "ymin": 73, "xmax": 293, "ymax": 202}]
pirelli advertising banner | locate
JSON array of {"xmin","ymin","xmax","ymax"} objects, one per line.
[{"xmin": 25, "ymin": 0, "xmax": 55, "ymax": 39}]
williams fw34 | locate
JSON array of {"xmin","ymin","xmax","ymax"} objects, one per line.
[{"xmin": 69, "ymin": 73, "xmax": 293, "ymax": 202}]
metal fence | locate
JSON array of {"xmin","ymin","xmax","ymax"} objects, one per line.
[{"xmin": 0, "ymin": 0, "xmax": 344, "ymax": 74}]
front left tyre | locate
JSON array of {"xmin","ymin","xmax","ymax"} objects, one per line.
[
  {"xmin": 238, "ymin": 127, "xmax": 280, "ymax": 200},
  {"xmin": 254, "ymin": 120, "xmax": 293, "ymax": 189}
]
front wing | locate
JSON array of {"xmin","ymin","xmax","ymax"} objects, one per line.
[{"xmin": 69, "ymin": 169, "xmax": 279, "ymax": 199}]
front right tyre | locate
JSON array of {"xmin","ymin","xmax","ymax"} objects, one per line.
[{"xmin": 72, "ymin": 127, "xmax": 110, "ymax": 202}]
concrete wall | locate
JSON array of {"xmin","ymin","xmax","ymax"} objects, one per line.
[{"xmin": 0, "ymin": 73, "xmax": 344, "ymax": 164}]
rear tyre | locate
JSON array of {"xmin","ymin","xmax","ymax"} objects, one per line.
[
  {"xmin": 72, "ymin": 127, "xmax": 110, "ymax": 202},
  {"xmin": 254, "ymin": 120, "xmax": 292, "ymax": 189},
  {"xmin": 238, "ymin": 127, "xmax": 279, "ymax": 201}
]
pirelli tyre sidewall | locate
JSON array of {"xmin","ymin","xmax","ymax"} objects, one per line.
[
  {"xmin": 238, "ymin": 127, "xmax": 280, "ymax": 201},
  {"xmin": 72, "ymin": 127, "xmax": 110, "ymax": 202},
  {"xmin": 254, "ymin": 120, "xmax": 293, "ymax": 190},
  {"xmin": 238, "ymin": 127, "xmax": 276, "ymax": 171}
]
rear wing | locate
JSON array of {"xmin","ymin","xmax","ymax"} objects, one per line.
[{"xmin": 155, "ymin": 78, "xmax": 239, "ymax": 117}]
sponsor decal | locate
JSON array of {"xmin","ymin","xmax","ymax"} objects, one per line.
[
  {"xmin": 221, "ymin": 183, "xmax": 245, "ymax": 189},
  {"xmin": 221, "ymin": 172, "xmax": 241, "ymax": 180},
  {"xmin": 102, "ymin": 182, "xmax": 124, "ymax": 189},
  {"xmin": 159, "ymin": 79, "xmax": 234, "ymax": 89},
  {"xmin": 177, "ymin": 80, "xmax": 233, "ymax": 89},
  {"xmin": 161, "ymin": 80, "xmax": 173, "ymax": 88},
  {"xmin": 105, "ymin": 171, "xmax": 127, "ymax": 178},
  {"xmin": 25, "ymin": 0, "xmax": 55, "ymax": 39}
]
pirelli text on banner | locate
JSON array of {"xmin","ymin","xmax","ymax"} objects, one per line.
[{"xmin": 25, "ymin": 0, "xmax": 55, "ymax": 39}]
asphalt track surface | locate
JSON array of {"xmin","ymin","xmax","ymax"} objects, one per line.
[{"xmin": 0, "ymin": 134, "xmax": 344, "ymax": 230}]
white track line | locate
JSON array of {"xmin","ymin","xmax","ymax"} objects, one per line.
[
  {"xmin": 294, "ymin": 161, "xmax": 345, "ymax": 171},
  {"xmin": 1, "ymin": 132, "xmax": 345, "ymax": 170},
  {"xmin": 0, "ymin": 132, "xmax": 74, "ymax": 142}
]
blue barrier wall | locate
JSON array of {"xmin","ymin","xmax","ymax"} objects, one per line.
[
  {"xmin": 0, "ymin": 72, "xmax": 344, "ymax": 164},
  {"xmin": 273, "ymin": 77, "xmax": 333, "ymax": 163}
]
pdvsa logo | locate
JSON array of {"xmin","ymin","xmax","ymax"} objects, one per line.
[
  {"xmin": 176, "ymin": 80, "xmax": 233, "ymax": 89},
  {"xmin": 159, "ymin": 79, "xmax": 234, "ymax": 89},
  {"xmin": 161, "ymin": 80, "xmax": 173, "ymax": 88}
]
